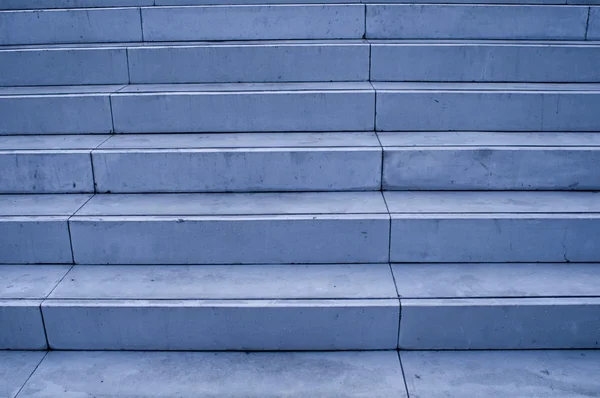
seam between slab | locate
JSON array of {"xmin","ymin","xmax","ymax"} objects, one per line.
[
  {"xmin": 397, "ymin": 350, "xmax": 410, "ymax": 398},
  {"xmin": 139, "ymin": 7, "xmax": 145, "ymax": 42},
  {"xmin": 89, "ymin": 135, "xmax": 112, "ymax": 193},
  {"xmin": 375, "ymin": 132, "xmax": 384, "ymax": 190},
  {"xmin": 13, "ymin": 351, "xmax": 48, "ymax": 398},
  {"xmin": 585, "ymin": 7, "xmax": 591, "ymax": 40}
]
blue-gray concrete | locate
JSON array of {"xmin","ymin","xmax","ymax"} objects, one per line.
[
  {"xmin": 141, "ymin": 5, "xmax": 364, "ymax": 41},
  {"xmin": 43, "ymin": 299, "xmax": 399, "ymax": 350},
  {"xmin": 0, "ymin": 0, "xmax": 152, "ymax": 9},
  {"xmin": 0, "ymin": 46, "xmax": 129, "ymax": 86},
  {"xmin": 371, "ymin": 41, "xmax": 600, "ymax": 82},
  {"xmin": 17, "ymin": 351, "xmax": 407, "ymax": 397},
  {"xmin": 401, "ymin": 351, "xmax": 600, "ymax": 397},
  {"xmin": 69, "ymin": 192, "xmax": 389, "ymax": 264},
  {"xmin": 0, "ymin": 351, "xmax": 45, "ymax": 398},
  {"xmin": 385, "ymin": 191, "xmax": 600, "ymax": 262},
  {"xmin": 588, "ymin": 7, "xmax": 600, "ymax": 39},
  {"xmin": 0, "ymin": 8, "xmax": 143, "ymax": 45},
  {"xmin": 1, "ymin": 265, "xmax": 70, "ymax": 298},
  {"xmin": 399, "ymin": 297, "xmax": 600, "ymax": 349},
  {"xmin": 0, "ymin": 151, "xmax": 94, "ymax": 193},
  {"xmin": 92, "ymin": 133, "xmax": 381, "ymax": 192},
  {"xmin": 128, "ymin": 41, "xmax": 369, "ymax": 83},
  {"xmin": 0, "ymin": 88, "xmax": 116, "ymax": 134},
  {"xmin": 392, "ymin": 263, "xmax": 600, "ymax": 298},
  {"xmin": 366, "ymin": 5, "xmax": 588, "ymax": 39},
  {"xmin": 49, "ymin": 264, "xmax": 397, "ymax": 299},
  {"xmin": 0, "ymin": 195, "xmax": 90, "ymax": 264},
  {"xmin": 374, "ymin": 83, "xmax": 600, "ymax": 131},
  {"xmin": 111, "ymin": 83, "xmax": 375, "ymax": 133},
  {"xmin": 0, "ymin": 300, "xmax": 47, "ymax": 349},
  {"xmin": 380, "ymin": 132, "xmax": 600, "ymax": 190}
]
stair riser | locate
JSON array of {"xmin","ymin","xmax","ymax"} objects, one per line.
[
  {"xmin": 42, "ymin": 300, "xmax": 399, "ymax": 350},
  {"xmin": 391, "ymin": 216, "xmax": 600, "ymax": 262},
  {"xmin": 367, "ymin": 5, "xmax": 590, "ymax": 40},
  {"xmin": 377, "ymin": 91, "xmax": 600, "ymax": 131},
  {"xmin": 383, "ymin": 148, "xmax": 600, "ymax": 190},
  {"xmin": 128, "ymin": 44, "xmax": 369, "ymax": 84},
  {"xmin": 0, "ymin": 218, "xmax": 72, "ymax": 264},
  {"xmin": 111, "ymin": 91, "xmax": 375, "ymax": 133},
  {"xmin": 69, "ymin": 216, "xmax": 390, "ymax": 264},
  {"xmin": 0, "ymin": 301, "xmax": 47, "ymax": 350},
  {"xmin": 0, "ymin": 94, "xmax": 112, "ymax": 135},
  {"xmin": 400, "ymin": 299, "xmax": 600, "ymax": 349},
  {"xmin": 372, "ymin": 44, "xmax": 600, "ymax": 83},
  {"xmin": 0, "ymin": 48, "xmax": 129, "ymax": 87},
  {"xmin": 0, "ymin": 151, "xmax": 94, "ymax": 193},
  {"xmin": 92, "ymin": 149, "xmax": 381, "ymax": 193}
]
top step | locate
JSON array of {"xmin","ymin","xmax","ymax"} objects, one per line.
[{"xmin": 1, "ymin": 0, "xmax": 599, "ymax": 9}]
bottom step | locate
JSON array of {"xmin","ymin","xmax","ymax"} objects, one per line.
[{"xmin": 4, "ymin": 350, "xmax": 600, "ymax": 398}]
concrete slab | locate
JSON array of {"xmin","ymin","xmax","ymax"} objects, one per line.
[
  {"xmin": 0, "ymin": 8, "xmax": 143, "ymax": 45},
  {"xmin": 587, "ymin": 7, "xmax": 600, "ymax": 40},
  {"xmin": 0, "ymin": 194, "xmax": 91, "ymax": 216},
  {"xmin": 42, "ymin": 299, "xmax": 399, "ymax": 350},
  {"xmin": 0, "ymin": 151, "xmax": 95, "ymax": 193},
  {"xmin": 371, "ymin": 41, "xmax": 600, "ymax": 82},
  {"xmin": 401, "ymin": 350, "xmax": 600, "ymax": 398},
  {"xmin": 366, "ymin": 5, "xmax": 588, "ymax": 40},
  {"xmin": 0, "ymin": 47, "xmax": 128, "ymax": 86},
  {"xmin": 18, "ymin": 351, "xmax": 407, "ymax": 397},
  {"xmin": 0, "ymin": 135, "xmax": 109, "ymax": 150},
  {"xmin": 392, "ymin": 263, "xmax": 600, "ymax": 298},
  {"xmin": 116, "ymin": 82, "xmax": 373, "ymax": 93},
  {"xmin": 383, "ymin": 191, "xmax": 600, "ymax": 214},
  {"xmin": 0, "ymin": 0, "xmax": 152, "ymax": 9},
  {"xmin": 0, "ymin": 85, "xmax": 125, "ymax": 96},
  {"xmin": 128, "ymin": 41, "xmax": 369, "ymax": 83},
  {"xmin": 69, "ymin": 214, "xmax": 390, "ymax": 264},
  {"xmin": 0, "ymin": 217, "xmax": 73, "ymax": 264},
  {"xmin": 92, "ymin": 147, "xmax": 382, "ymax": 192},
  {"xmin": 0, "ymin": 94, "xmax": 113, "ymax": 135},
  {"xmin": 76, "ymin": 192, "xmax": 388, "ymax": 216},
  {"xmin": 382, "ymin": 147, "xmax": 600, "ymax": 190},
  {"xmin": 141, "ymin": 5, "xmax": 364, "ymax": 41},
  {"xmin": 99, "ymin": 132, "xmax": 380, "ymax": 149},
  {"xmin": 399, "ymin": 298, "xmax": 600, "ymax": 349},
  {"xmin": 0, "ymin": 351, "xmax": 45, "ymax": 398},
  {"xmin": 49, "ymin": 264, "xmax": 396, "ymax": 299},
  {"xmin": 390, "ymin": 213, "xmax": 600, "ymax": 262},
  {"xmin": 111, "ymin": 88, "xmax": 375, "ymax": 133},
  {"xmin": 377, "ymin": 131, "xmax": 600, "ymax": 147},
  {"xmin": 375, "ymin": 85, "xmax": 600, "ymax": 131},
  {"xmin": 0, "ymin": 265, "xmax": 70, "ymax": 299},
  {"xmin": 0, "ymin": 300, "xmax": 47, "ymax": 349}
]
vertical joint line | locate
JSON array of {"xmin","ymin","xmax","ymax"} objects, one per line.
[
  {"xmin": 585, "ymin": 7, "xmax": 591, "ymax": 40},
  {"xmin": 398, "ymin": 350, "xmax": 411, "ymax": 398},
  {"xmin": 363, "ymin": 4, "xmax": 367, "ymax": 40},
  {"xmin": 381, "ymin": 189, "xmax": 391, "ymax": 263},
  {"xmin": 139, "ymin": 7, "xmax": 145, "ymax": 42},
  {"xmin": 14, "ymin": 351, "xmax": 49, "ymax": 398},
  {"xmin": 126, "ymin": 48, "xmax": 132, "ymax": 84},
  {"xmin": 375, "ymin": 131, "xmax": 384, "ymax": 191},
  {"xmin": 108, "ymin": 95, "xmax": 116, "ymax": 134}
]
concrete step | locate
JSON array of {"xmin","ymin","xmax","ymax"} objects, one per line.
[
  {"xmin": 394, "ymin": 263, "xmax": 600, "ymax": 349},
  {"xmin": 374, "ymin": 82, "xmax": 600, "ymax": 131},
  {"xmin": 371, "ymin": 40, "xmax": 600, "ymax": 83},
  {"xmin": 0, "ymin": 40, "xmax": 369, "ymax": 86},
  {"xmin": 366, "ymin": 4, "xmax": 593, "ymax": 40},
  {"xmin": 0, "ymin": 135, "xmax": 108, "ymax": 193},
  {"xmin": 0, "ymin": 83, "xmax": 375, "ymax": 134},
  {"xmin": 41, "ymin": 264, "xmax": 398, "ymax": 350},
  {"xmin": 0, "ymin": 5, "xmax": 364, "ymax": 45},
  {"xmin": 380, "ymin": 132, "xmax": 600, "ymax": 190},
  {"xmin": 68, "ymin": 192, "xmax": 390, "ymax": 264},
  {"xmin": 0, "ymin": 263, "xmax": 399, "ymax": 350},
  {"xmin": 93, "ymin": 132, "xmax": 381, "ymax": 193},
  {"xmin": 0, "ymin": 133, "xmax": 381, "ymax": 193},
  {"xmin": 4, "ymin": 351, "xmax": 408, "ymax": 398},
  {"xmin": 0, "ymin": 194, "xmax": 91, "ymax": 264},
  {"xmin": 385, "ymin": 191, "xmax": 600, "ymax": 262}
]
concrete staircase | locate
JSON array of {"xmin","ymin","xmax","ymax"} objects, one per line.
[{"xmin": 2, "ymin": 0, "xmax": 600, "ymax": 358}]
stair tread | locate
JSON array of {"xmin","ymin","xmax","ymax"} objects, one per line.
[
  {"xmin": 384, "ymin": 191, "xmax": 600, "ymax": 214},
  {"xmin": 74, "ymin": 192, "xmax": 388, "ymax": 216},
  {"xmin": 0, "ymin": 194, "xmax": 91, "ymax": 216},
  {"xmin": 379, "ymin": 132, "xmax": 600, "ymax": 147},
  {"xmin": 373, "ymin": 82, "xmax": 600, "ymax": 91},
  {"xmin": 393, "ymin": 263, "xmax": 600, "ymax": 299},
  {"xmin": 0, "ymin": 264, "xmax": 70, "ymax": 299}
]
